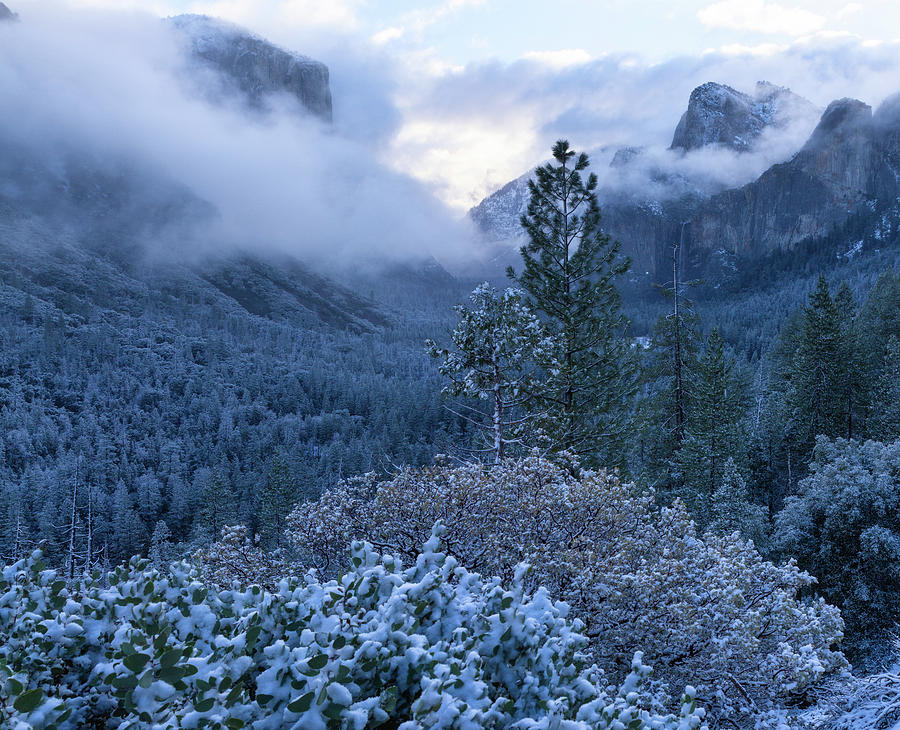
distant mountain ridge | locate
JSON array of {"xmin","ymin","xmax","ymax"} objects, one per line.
[{"xmin": 469, "ymin": 81, "xmax": 900, "ymax": 282}]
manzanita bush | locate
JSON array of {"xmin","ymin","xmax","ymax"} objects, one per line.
[{"xmin": 0, "ymin": 523, "xmax": 706, "ymax": 730}]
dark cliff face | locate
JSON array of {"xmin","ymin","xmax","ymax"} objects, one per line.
[
  {"xmin": 670, "ymin": 81, "xmax": 816, "ymax": 153},
  {"xmin": 685, "ymin": 98, "xmax": 900, "ymax": 263},
  {"xmin": 170, "ymin": 15, "xmax": 332, "ymax": 122}
]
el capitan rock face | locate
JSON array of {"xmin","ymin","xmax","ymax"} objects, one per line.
[{"xmin": 171, "ymin": 15, "xmax": 333, "ymax": 122}]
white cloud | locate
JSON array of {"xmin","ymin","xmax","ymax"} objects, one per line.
[
  {"xmin": 698, "ymin": 0, "xmax": 826, "ymax": 36},
  {"xmin": 372, "ymin": 26, "xmax": 404, "ymax": 45},
  {"xmin": 522, "ymin": 49, "xmax": 593, "ymax": 69},
  {"xmin": 0, "ymin": 2, "xmax": 474, "ymax": 268},
  {"xmin": 836, "ymin": 2, "xmax": 863, "ymax": 19},
  {"xmin": 195, "ymin": 0, "xmax": 360, "ymax": 30}
]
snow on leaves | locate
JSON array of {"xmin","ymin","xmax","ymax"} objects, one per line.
[
  {"xmin": 288, "ymin": 454, "xmax": 847, "ymax": 722},
  {"xmin": 0, "ymin": 524, "xmax": 706, "ymax": 729}
]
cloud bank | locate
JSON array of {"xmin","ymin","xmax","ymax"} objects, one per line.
[
  {"xmin": 386, "ymin": 34, "xmax": 900, "ymax": 209},
  {"xmin": 0, "ymin": 2, "xmax": 476, "ymax": 271},
  {"xmin": 5, "ymin": 0, "xmax": 900, "ymax": 269}
]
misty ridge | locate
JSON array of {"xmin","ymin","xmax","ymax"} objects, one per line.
[
  {"xmin": 5, "ymin": 1, "xmax": 900, "ymax": 278},
  {"xmin": 0, "ymin": 2, "xmax": 474, "ymax": 272}
]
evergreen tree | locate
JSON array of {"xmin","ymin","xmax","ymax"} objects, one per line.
[
  {"xmin": 870, "ymin": 336, "xmax": 900, "ymax": 441},
  {"xmin": 256, "ymin": 456, "xmax": 297, "ymax": 549},
  {"xmin": 149, "ymin": 519, "xmax": 173, "ymax": 567},
  {"xmin": 427, "ymin": 283, "xmax": 555, "ymax": 461},
  {"xmin": 508, "ymin": 140, "xmax": 636, "ymax": 467},
  {"xmin": 200, "ymin": 470, "xmax": 232, "ymax": 541},
  {"xmin": 638, "ymin": 244, "xmax": 702, "ymax": 491},
  {"xmin": 832, "ymin": 283, "xmax": 867, "ymax": 440},
  {"xmin": 784, "ymin": 276, "xmax": 865, "ymax": 464},
  {"xmin": 708, "ymin": 459, "xmax": 768, "ymax": 548},
  {"xmin": 111, "ymin": 481, "xmax": 146, "ymax": 561},
  {"xmin": 676, "ymin": 328, "xmax": 749, "ymax": 514}
]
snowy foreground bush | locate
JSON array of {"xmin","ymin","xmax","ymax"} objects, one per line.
[
  {"xmin": 0, "ymin": 524, "xmax": 706, "ymax": 730},
  {"xmin": 287, "ymin": 455, "xmax": 847, "ymax": 723}
]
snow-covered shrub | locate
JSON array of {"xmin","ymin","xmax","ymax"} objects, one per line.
[
  {"xmin": 288, "ymin": 454, "xmax": 847, "ymax": 721},
  {"xmin": 774, "ymin": 438, "xmax": 900, "ymax": 637},
  {"xmin": 0, "ymin": 524, "xmax": 706, "ymax": 729},
  {"xmin": 193, "ymin": 524, "xmax": 289, "ymax": 590}
]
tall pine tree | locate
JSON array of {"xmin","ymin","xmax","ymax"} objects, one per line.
[
  {"xmin": 675, "ymin": 328, "xmax": 749, "ymax": 515},
  {"xmin": 508, "ymin": 140, "xmax": 636, "ymax": 467},
  {"xmin": 638, "ymin": 241, "xmax": 701, "ymax": 491}
]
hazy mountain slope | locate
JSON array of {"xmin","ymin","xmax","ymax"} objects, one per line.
[{"xmin": 170, "ymin": 14, "xmax": 332, "ymax": 120}]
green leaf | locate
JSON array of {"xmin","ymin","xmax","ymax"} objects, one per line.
[
  {"xmin": 13, "ymin": 688, "xmax": 44, "ymax": 714},
  {"xmin": 287, "ymin": 691, "xmax": 314, "ymax": 714},
  {"xmin": 7, "ymin": 677, "xmax": 23, "ymax": 694},
  {"xmin": 306, "ymin": 653, "xmax": 328, "ymax": 671},
  {"xmin": 124, "ymin": 653, "xmax": 151, "ymax": 674},
  {"xmin": 112, "ymin": 675, "xmax": 139, "ymax": 691},
  {"xmin": 194, "ymin": 697, "xmax": 214, "ymax": 712},
  {"xmin": 154, "ymin": 626, "xmax": 172, "ymax": 652},
  {"xmin": 226, "ymin": 685, "xmax": 243, "ymax": 706},
  {"xmin": 157, "ymin": 666, "xmax": 185, "ymax": 685},
  {"xmin": 381, "ymin": 685, "xmax": 398, "ymax": 714},
  {"xmin": 245, "ymin": 626, "xmax": 261, "ymax": 646},
  {"xmin": 160, "ymin": 648, "xmax": 182, "ymax": 669}
]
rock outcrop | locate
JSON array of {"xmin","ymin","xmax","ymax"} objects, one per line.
[
  {"xmin": 670, "ymin": 81, "xmax": 815, "ymax": 153},
  {"xmin": 171, "ymin": 15, "xmax": 332, "ymax": 122},
  {"xmin": 686, "ymin": 98, "xmax": 900, "ymax": 260}
]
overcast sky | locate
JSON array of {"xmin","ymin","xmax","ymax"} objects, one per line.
[{"xmin": 13, "ymin": 0, "xmax": 900, "ymax": 210}]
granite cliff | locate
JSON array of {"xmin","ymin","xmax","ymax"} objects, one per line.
[{"xmin": 170, "ymin": 14, "xmax": 332, "ymax": 122}]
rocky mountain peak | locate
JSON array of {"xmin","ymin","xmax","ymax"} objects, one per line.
[
  {"xmin": 610, "ymin": 146, "xmax": 645, "ymax": 168},
  {"xmin": 170, "ymin": 14, "xmax": 332, "ymax": 122},
  {"xmin": 670, "ymin": 81, "xmax": 814, "ymax": 153},
  {"xmin": 798, "ymin": 99, "xmax": 873, "ymax": 188},
  {"xmin": 804, "ymin": 98, "xmax": 872, "ymax": 144},
  {"xmin": 0, "ymin": 3, "xmax": 18, "ymax": 21}
]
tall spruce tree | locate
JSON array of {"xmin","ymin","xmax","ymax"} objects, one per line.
[
  {"xmin": 786, "ymin": 276, "xmax": 865, "ymax": 461},
  {"xmin": 508, "ymin": 140, "xmax": 636, "ymax": 467},
  {"xmin": 256, "ymin": 456, "xmax": 297, "ymax": 549}
]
